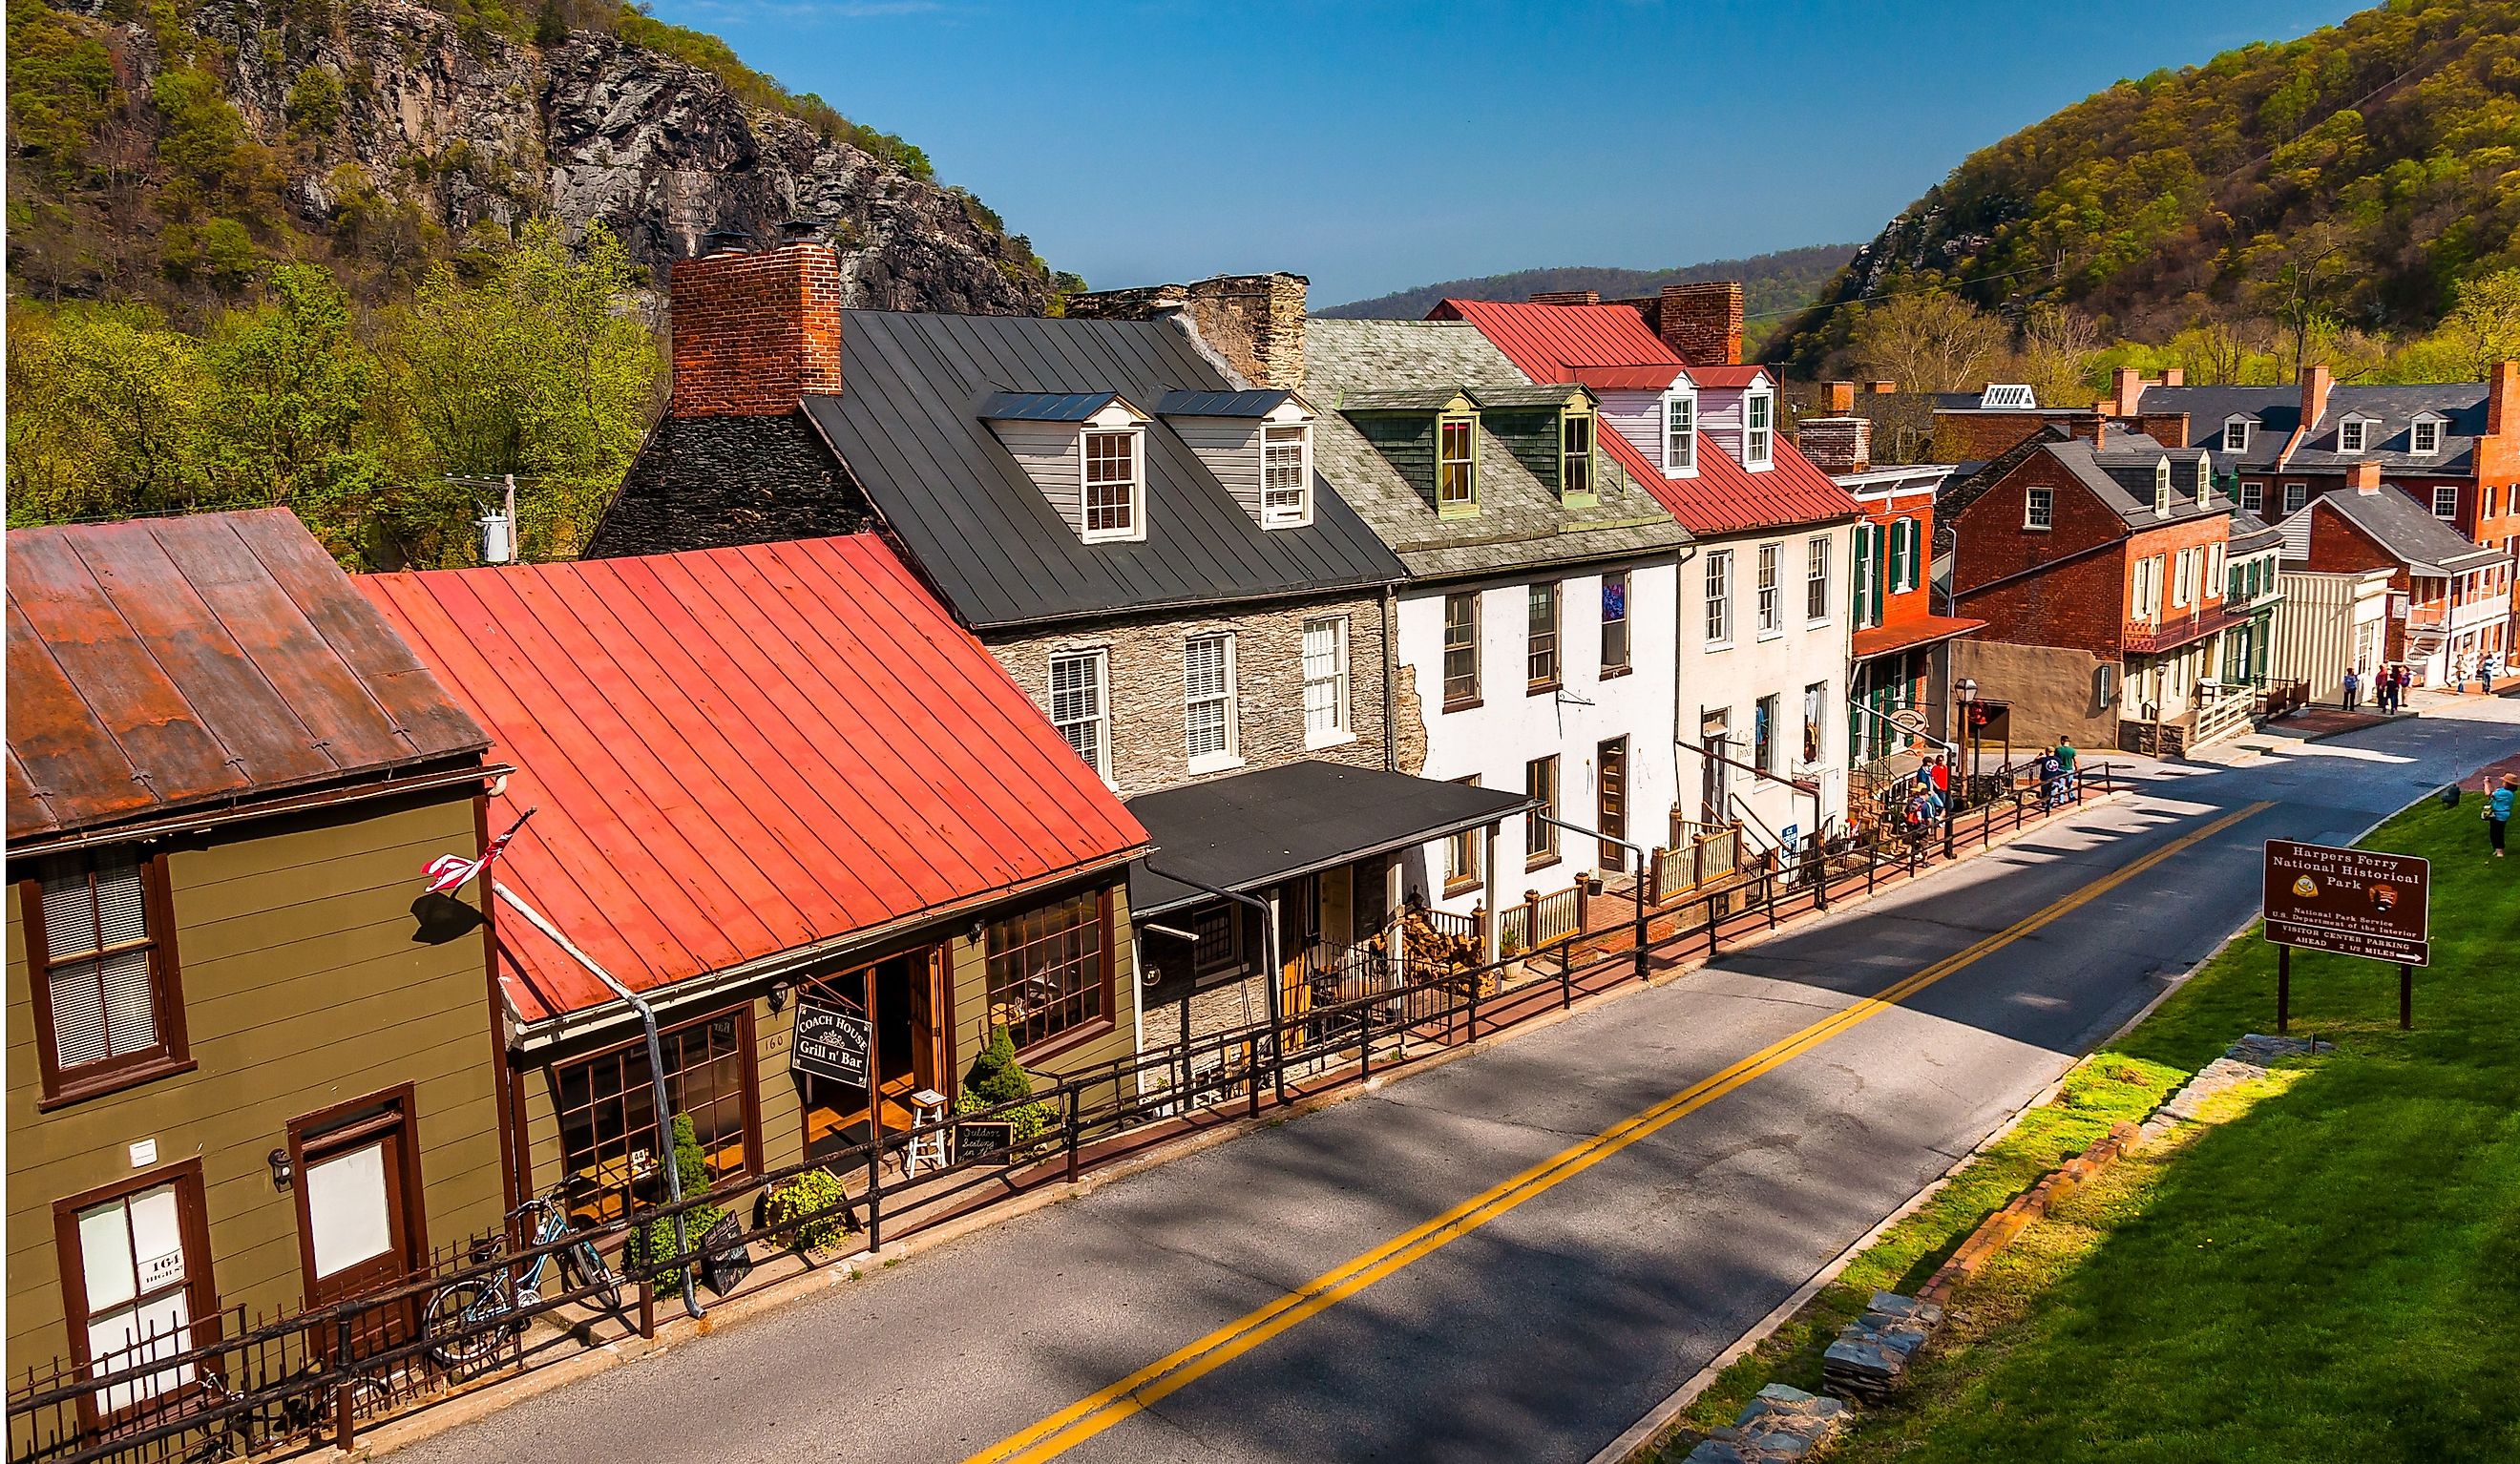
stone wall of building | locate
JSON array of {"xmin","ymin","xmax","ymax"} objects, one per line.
[
  {"xmin": 1065, "ymin": 273, "xmax": 1310, "ymax": 391},
  {"xmin": 986, "ymin": 592, "xmax": 1388, "ymax": 799}
]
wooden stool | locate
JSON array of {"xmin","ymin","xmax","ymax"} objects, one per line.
[{"xmin": 904, "ymin": 1088, "xmax": 949, "ymax": 1176}]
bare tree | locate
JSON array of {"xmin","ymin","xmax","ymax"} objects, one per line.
[
  {"xmin": 2011, "ymin": 303, "xmax": 2103, "ymax": 408},
  {"xmin": 1848, "ymin": 293, "xmax": 2010, "ymax": 394}
]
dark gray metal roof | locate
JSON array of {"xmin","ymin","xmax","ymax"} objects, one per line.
[
  {"xmin": 1124, "ymin": 761, "xmax": 1533, "ymax": 918},
  {"xmin": 2142, "ymin": 382, "xmax": 2489, "ymax": 473},
  {"xmin": 978, "ymin": 390, "xmax": 1127, "ymax": 422},
  {"xmin": 2306, "ymin": 488, "xmax": 2508, "ymax": 575},
  {"xmin": 806, "ymin": 311, "xmax": 1403, "ymax": 631},
  {"xmin": 1155, "ymin": 389, "xmax": 1293, "ymax": 417},
  {"xmin": 2053, "ymin": 434, "xmax": 2225, "ymax": 528}
]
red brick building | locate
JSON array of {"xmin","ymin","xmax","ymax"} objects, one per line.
[{"xmin": 1944, "ymin": 429, "xmax": 2248, "ymax": 755}]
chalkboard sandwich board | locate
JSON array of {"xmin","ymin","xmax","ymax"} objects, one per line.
[
  {"xmin": 956, "ymin": 1121, "xmax": 1017, "ymax": 1167},
  {"xmin": 698, "ymin": 1210, "xmax": 753, "ymax": 1296}
]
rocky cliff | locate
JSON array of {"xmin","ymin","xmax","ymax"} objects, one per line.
[{"xmin": 9, "ymin": 0, "xmax": 1055, "ymax": 315}]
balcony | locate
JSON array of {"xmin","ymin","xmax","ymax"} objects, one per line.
[{"xmin": 2122, "ymin": 603, "xmax": 2248, "ymax": 657}]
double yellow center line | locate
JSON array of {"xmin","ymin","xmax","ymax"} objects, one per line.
[{"xmin": 966, "ymin": 801, "xmax": 2270, "ymax": 1464}]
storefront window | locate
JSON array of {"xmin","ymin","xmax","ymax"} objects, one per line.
[
  {"xmin": 987, "ymin": 889, "xmax": 1111, "ymax": 1050},
  {"xmin": 554, "ymin": 1009, "xmax": 754, "ymax": 1216}
]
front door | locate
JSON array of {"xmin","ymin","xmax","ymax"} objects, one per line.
[
  {"xmin": 1700, "ymin": 709, "xmax": 1731, "ymax": 822},
  {"xmin": 802, "ymin": 952, "xmax": 947, "ymax": 1161},
  {"xmin": 1597, "ymin": 737, "xmax": 1628, "ymax": 872},
  {"xmin": 291, "ymin": 1091, "xmax": 426, "ymax": 1358}
]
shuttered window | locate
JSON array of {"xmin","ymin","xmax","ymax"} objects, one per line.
[{"xmin": 26, "ymin": 852, "xmax": 184, "ymax": 1102}]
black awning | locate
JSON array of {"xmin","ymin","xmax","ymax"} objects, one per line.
[{"xmin": 1124, "ymin": 761, "xmax": 1533, "ymax": 919}]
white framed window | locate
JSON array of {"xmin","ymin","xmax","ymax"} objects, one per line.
[
  {"xmin": 2026, "ymin": 486, "xmax": 2053, "ymax": 531},
  {"xmin": 1743, "ymin": 390, "xmax": 1774, "ymax": 469},
  {"xmin": 2194, "ymin": 458, "xmax": 2213, "ymax": 504},
  {"xmin": 2153, "ymin": 459, "xmax": 2173, "ymax": 516},
  {"xmin": 2282, "ymin": 481, "xmax": 2308, "ymax": 514},
  {"xmin": 1184, "ymin": 633, "xmax": 1237, "ymax": 768},
  {"xmin": 1301, "ymin": 616, "xmax": 1350, "ymax": 745},
  {"xmin": 2433, "ymin": 486, "xmax": 2459, "ymax": 519},
  {"xmin": 1705, "ymin": 550, "xmax": 1733, "ymax": 646},
  {"xmin": 1800, "ymin": 681, "xmax": 1827, "ymax": 766},
  {"xmin": 1560, "ymin": 412, "xmax": 1595, "ymax": 501},
  {"xmin": 1805, "ymin": 535, "xmax": 1831, "ymax": 622},
  {"xmin": 2223, "ymin": 417, "xmax": 2253, "ymax": 453},
  {"xmin": 2207, "ymin": 541, "xmax": 2225, "ymax": 594},
  {"xmin": 1663, "ymin": 390, "xmax": 1696, "ymax": 474},
  {"xmin": 2241, "ymin": 480, "xmax": 2263, "ymax": 512},
  {"xmin": 2412, "ymin": 416, "xmax": 2444, "ymax": 455},
  {"xmin": 2172, "ymin": 547, "xmax": 2193, "ymax": 608},
  {"xmin": 1889, "ymin": 518, "xmax": 1918, "ymax": 593},
  {"xmin": 2338, "ymin": 417, "xmax": 2369, "ymax": 453},
  {"xmin": 1438, "ymin": 415, "xmax": 1478, "ymax": 515},
  {"xmin": 1852, "ymin": 523, "xmax": 1883, "ymax": 630},
  {"xmin": 1756, "ymin": 544, "xmax": 1781, "ymax": 635},
  {"xmin": 1082, "ymin": 429, "xmax": 1143, "ymax": 541},
  {"xmin": 1047, "ymin": 651, "xmax": 1109, "ymax": 782},
  {"xmin": 1261, "ymin": 424, "xmax": 1312, "ymax": 528},
  {"xmin": 67, "ymin": 1178, "xmax": 203, "ymax": 1416}
]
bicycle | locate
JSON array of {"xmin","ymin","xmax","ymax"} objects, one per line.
[
  {"xmin": 422, "ymin": 1184, "xmax": 620, "ymax": 1372},
  {"xmin": 184, "ymin": 1361, "xmax": 388, "ymax": 1462}
]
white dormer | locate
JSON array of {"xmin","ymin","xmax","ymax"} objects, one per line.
[
  {"xmin": 1663, "ymin": 382, "xmax": 1698, "ymax": 476},
  {"xmin": 2222, "ymin": 415, "xmax": 2255, "ymax": 453},
  {"xmin": 1691, "ymin": 367, "xmax": 1774, "ymax": 471},
  {"xmin": 1161, "ymin": 390, "xmax": 1314, "ymax": 530},
  {"xmin": 1980, "ymin": 384, "xmax": 2038, "ymax": 410},
  {"xmin": 2194, "ymin": 455, "xmax": 2214, "ymax": 506},
  {"xmin": 2153, "ymin": 458, "xmax": 2173, "ymax": 516},
  {"xmin": 2336, "ymin": 413, "xmax": 2375, "ymax": 454},
  {"xmin": 2410, "ymin": 411, "xmax": 2446, "ymax": 456},
  {"xmin": 983, "ymin": 391, "xmax": 1150, "ymax": 543}
]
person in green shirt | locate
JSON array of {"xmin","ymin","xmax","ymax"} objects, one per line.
[{"xmin": 2056, "ymin": 737, "xmax": 2078, "ymax": 801}]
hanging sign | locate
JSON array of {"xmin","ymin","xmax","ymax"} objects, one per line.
[{"xmin": 789, "ymin": 999, "xmax": 873, "ymax": 1087}]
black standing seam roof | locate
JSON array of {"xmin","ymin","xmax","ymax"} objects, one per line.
[
  {"xmin": 978, "ymin": 390, "xmax": 1128, "ymax": 422},
  {"xmin": 1155, "ymin": 389, "xmax": 1294, "ymax": 417},
  {"xmin": 807, "ymin": 312, "xmax": 1403, "ymax": 631}
]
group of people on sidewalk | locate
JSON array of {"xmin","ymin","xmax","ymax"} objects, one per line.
[
  {"xmin": 1895, "ymin": 738, "xmax": 2080, "ymax": 843},
  {"xmin": 2344, "ymin": 664, "xmax": 2418, "ymax": 714}
]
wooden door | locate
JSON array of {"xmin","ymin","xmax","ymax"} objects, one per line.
[
  {"xmin": 906, "ymin": 949, "xmax": 945, "ymax": 1094},
  {"xmin": 1598, "ymin": 737, "xmax": 1629, "ymax": 871},
  {"xmin": 292, "ymin": 1092, "xmax": 426, "ymax": 1358}
]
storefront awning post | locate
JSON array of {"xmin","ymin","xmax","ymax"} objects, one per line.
[{"xmin": 1142, "ymin": 862, "xmax": 1285, "ymax": 1108}]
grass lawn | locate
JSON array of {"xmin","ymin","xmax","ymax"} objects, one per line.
[{"xmin": 1819, "ymin": 797, "xmax": 2520, "ymax": 1463}]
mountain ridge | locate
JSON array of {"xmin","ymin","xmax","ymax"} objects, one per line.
[{"xmin": 1319, "ymin": 244, "xmax": 1858, "ymax": 345}]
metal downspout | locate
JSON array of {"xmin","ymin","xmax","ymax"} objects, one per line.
[
  {"xmin": 1381, "ymin": 586, "xmax": 1400, "ymax": 773},
  {"xmin": 492, "ymin": 881, "xmax": 705, "ymax": 1320}
]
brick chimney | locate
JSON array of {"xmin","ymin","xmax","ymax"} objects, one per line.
[
  {"xmin": 667, "ymin": 241, "xmax": 846, "ymax": 417},
  {"xmin": 2108, "ymin": 366, "xmax": 2147, "ymax": 418},
  {"xmin": 1068, "ymin": 273, "xmax": 1308, "ymax": 390},
  {"xmin": 1796, "ymin": 417, "xmax": 1871, "ymax": 475},
  {"xmin": 1826, "ymin": 380, "xmax": 1857, "ymax": 414},
  {"xmin": 2160, "ymin": 367, "xmax": 2185, "ymax": 387},
  {"xmin": 1528, "ymin": 289, "xmax": 1600, "ymax": 306},
  {"xmin": 2488, "ymin": 359, "xmax": 2519, "ymax": 437},
  {"xmin": 2299, "ymin": 363, "xmax": 2334, "ymax": 434},
  {"xmin": 2348, "ymin": 460, "xmax": 2383, "ymax": 494},
  {"xmin": 1866, "ymin": 380, "xmax": 1899, "ymax": 395},
  {"xmin": 1656, "ymin": 282, "xmax": 1743, "ymax": 367}
]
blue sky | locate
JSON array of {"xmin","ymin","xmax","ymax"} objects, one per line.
[{"xmin": 651, "ymin": 0, "xmax": 2366, "ymax": 306}]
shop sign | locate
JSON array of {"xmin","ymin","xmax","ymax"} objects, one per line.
[
  {"xmin": 789, "ymin": 1000, "xmax": 872, "ymax": 1087},
  {"xmin": 956, "ymin": 1121, "xmax": 1017, "ymax": 1166},
  {"xmin": 2263, "ymin": 839, "xmax": 2430, "ymax": 966}
]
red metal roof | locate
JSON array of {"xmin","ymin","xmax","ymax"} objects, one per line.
[
  {"xmin": 8, "ymin": 510, "xmax": 488, "ymax": 845},
  {"xmin": 1851, "ymin": 616, "xmax": 1987, "ymax": 661},
  {"xmin": 1433, "ymin": 299, "xmax": 1860, "ymax": 536},
  {"xmin": 359, "ymin": 535, "xmax": 1149, "ymax": 1025}
]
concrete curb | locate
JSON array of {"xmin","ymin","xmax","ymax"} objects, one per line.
[{"xmin": 344, "ymin": 788, "xmax": 2132, "ymax": 1462}]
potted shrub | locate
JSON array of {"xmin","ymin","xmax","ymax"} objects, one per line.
[
  {"xmin": 762, "ymin": 1167, "xmax": 854, "ymax": 1255},
  {"xmin": 957, "ymin": 1026, "xmax": 1059, "ymax": 1158},
  {"xmin": 622, "ymin": 1114, "xmax": 727, "ymax": 1292}
]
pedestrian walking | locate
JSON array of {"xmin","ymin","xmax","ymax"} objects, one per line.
[
  {"xmin": 2342, "ymin": 666, "xmax": 2361, "ymax": 711},
  {"xmin": 2484, "ymin": 655, "xmax": 2498, "ymax": 695},
  {"xmin": 2399, "ymin": 665, "xmax": 2415, "ymax": 705},
  {"xmin": 1928, "ymin": 755, "xmax": 1949, "ymax": 801},
  {"xmin": 2056, "ymin": 736, "xmax": 2079, "ymax": 801},
  {"xmin": 2486, "ymin": 774, "xmax": 2516, "ymax": 859},
  {"xmin": 2036, "ymin": 745, "xmax": 2064, "ymax": 809}
]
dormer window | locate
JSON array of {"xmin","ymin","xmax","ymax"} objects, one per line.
[
  {"xmin": 2411, "ymin": 414, "xmax": 2444, "ymax": 455},
  {"xmin": 1664, "ymin": 390, "xmax": 1697, "ymax": 474},
  {"xmin": 2222, "ymin": 417, "xmax": 2254, "ymax": 453},
  {"xmin": 2153, "ymin": 459, "xmax": 2173, "ymax": 516},
  {"xmin": 2338, "ymin": 416, "xmax": 2371, "ymax": 453},
  {"xmin": 1560, "ymin": 410, "xmax": 1596, "ymax": 504},
  {"xmin": 1082, "ymin": 428, "xmax": 1143, "ymax": 542},
  {"xmin": 1438, "ymin": 414, "xmax": 1478, "ymax": 517},
  {"xmin": 2194, "ymin": 457, "xmax": 2213, "ymax": 504},
  {"xmin": 1261, "ymin": 423, "xmax": 1312, "ymax": 528},
  {"xmin": 1744, "ymin": 390, "xmax": 1774, "ymax": 470}
]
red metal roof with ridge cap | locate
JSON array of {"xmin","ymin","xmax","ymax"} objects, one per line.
[
  {"xmin": 360, "ymin": 534, "xmax": 1148, "ymax": 1025},
  {"xmin": 1432, "ymin": 298, "xmax": 1860, "ymax": 536}
]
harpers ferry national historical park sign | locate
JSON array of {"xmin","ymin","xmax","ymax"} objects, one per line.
[{"xmin": 2261, "ymin": 839, "xmax": 2431, "ymax": 1032}]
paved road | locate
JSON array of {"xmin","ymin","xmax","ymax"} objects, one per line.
[{"xmin": 397, "ymin": 700, "xmax": 2520, "ymax": 1464}]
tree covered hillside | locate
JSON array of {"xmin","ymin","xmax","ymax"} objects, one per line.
[{"xmin": 1775, "ymin": 0, "xmax": 2520, "ymax": 371}]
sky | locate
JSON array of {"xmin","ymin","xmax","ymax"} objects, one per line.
[{"xmin": 648, "ymin": 0, "xmax": 2368, "ymax": 307}]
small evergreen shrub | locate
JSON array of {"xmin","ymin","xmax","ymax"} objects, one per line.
[
  {"xmin": 762, "ymin": 1168, "xmax": 852, "ymax": 1254},
  {"xmin": 621, "ymin": 1114, "xmax": 722, "ymax": 1289},
  {"xmin": 956, "ymin": 1026, "xmax": 1057, "ymax": 1146}
]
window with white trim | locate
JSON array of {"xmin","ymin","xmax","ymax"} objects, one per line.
[
  {"xmin": 1301, "ymin": 616, "xmax": 1349, "ymax": 744},
  {"xmin": 2433, "ymin": 486, "xmax": 2459, "ymax": 519},
  {"xmin": 2241, "ymin": 480, "xmax": 2263, "ymax": 512},
  {"xmin": 1743, "ymin": 391, "xmax": 1774, "ymax": 469},
  {"xmin": 2194, "ymin": 458, "xmax": 2213, "ymax": 504},
  {"xmin": 1756, "ymin": 544, "xmax": 1781, "ymax": 634},
  {"xmin": 2153, "ymin": 459, "xmax": 2173, "ymax": 515},
  {"xmin": 2338, "ymin": 417, "xmax": 2369, "ymax": 453},
  {"xmin": 1805, "ymin": 536, "xmax": 1831, "ymax": 622},
  {"xmin": 1047, "ymin": 651, "xmax": 1108, "ymax": 781},
  {"xmin": 2223, "ymin": 418, "xmax": 2253, "ymax": 453},
  {"xmin": 2172, "ymin": 547, "xmax": 2193, "ymax": 608},
  {"xmin": 1889, "ymin": 518, "xmax": 1918, "ymax": 593},
  {"xmin": 1184, "ymin": 633, "xmax": 1237, "ymax": 766},
  {"xmin": 1261, "ymin": 424, "xmax": 1311, "ymax": 528},
  {"xmin": 2026, "ymin": 486, "xmax": 2053, "ymax": 530},
  {"xmin": 2282, "ymin": 482, "xmax": 2308, "ymax": 514},
  {"xmin": 1705, "ymin": 550, "xmax": 1733, "ymax": 645},
  {"xmin": 1664, "ymin": 391, "xmax": 1696, "ymax": 473},
  {"xmin": 2412, "ymin": 417, "xmax": 2443, "ymax": 455},
  {"xmin": 1082, "ymin": 429, "xmax": 1142, "ymax": 541}
]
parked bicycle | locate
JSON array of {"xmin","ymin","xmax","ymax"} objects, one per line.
[
  {"xmin": 422, "ymin": 1184, "xmax": 620, "ymax": 1372},
  {"xmin": 185, "ymin": 1361, "xmax": 387, "ymax": 1462}
]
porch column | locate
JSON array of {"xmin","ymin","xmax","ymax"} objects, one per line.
[
  {"xmin": 1387, "ymin": 856, "xmax": 1408, "ymax": 988},
  {"xmin": 1480, "ymin": 821, "xmax": 1502, "ymax": 964}
]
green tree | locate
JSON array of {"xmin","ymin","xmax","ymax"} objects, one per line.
[
  {"xmin": 200, "ymin": 264, "xmax": 393, "ymax": 558},
  {"xmin": 6, "ymin": 0, "xmax": 122, "ymax": 183},
  {"xmin": 5, "ymin": 301, "xmax": 215, "ymax": 525},
  {"xmin": 2435, "ymin": 270, "xmax": 2520, "ymax": 380}
]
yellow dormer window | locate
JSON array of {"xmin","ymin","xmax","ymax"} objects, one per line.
[
  {"xmin": 1560, "ymin": 408, "xmax": 1597, "ymax": 506},
  {"xmin": 1438, "ymin": 413, "xmax": 1478, "ymax": 517}
]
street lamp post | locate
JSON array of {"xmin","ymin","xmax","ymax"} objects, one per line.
[{"xmin": 1957, "ymin": 678, "xmax": 1980, "ymax": 790}]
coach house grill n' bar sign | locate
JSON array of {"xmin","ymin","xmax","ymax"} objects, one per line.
[
  {"xmin": 2262, "ymin": 839, "xmax": 2431, "ymax": 966},
  {"xmin": 790, "ymin": 995, "xmax": 874, "ymax": 1088}
]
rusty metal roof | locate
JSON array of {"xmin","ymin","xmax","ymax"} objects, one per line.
[
  {"xmin": 359, "ymin": 534, "xmax": 1151, "ymax": 1025},
  {"xmin": 7, "ymin": 510, "xmax": 489, "ymax": 846}
]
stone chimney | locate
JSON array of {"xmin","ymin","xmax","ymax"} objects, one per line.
[
  {"xmin": 1826, "ymin": 381, "xmax": 1857, "ymax": 413},
  {"xmin": 2488, "ymin": 360, "xmax": 2519, "ymax": 438},
  {"xmin": 2108, "ymin": 366, "xmax": 2147, "ymax": 418},
  {"xmin": 1656, "ymin": 282, "xmax": 1743, "ymax": 367},
  {"xmin": 1067, "ymin": 273, "xmax": 1309, "ymax": 390},
  {"xmin": 1796, "ymin": 417, "xmax": 1871, "ymax": 475},
  {"xmin": 2299, "ymin": 363, "xmax": 2334, "ymax": 433},
  {"xmin": 2348, "ymin": 460, "xmax": 2383, "ymax": 494},
  {"xmin": 1528, "ymin": 289, "xmax": 1600, "ymax": 306},
  {"xmin": 667, "ymin": 241, "xmax": 846, "ymax": 417}
]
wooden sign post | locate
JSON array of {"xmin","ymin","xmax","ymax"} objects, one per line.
[{"xmin": 2261, "ymin": 839, "xmax": 2431, "ymax": 1033}]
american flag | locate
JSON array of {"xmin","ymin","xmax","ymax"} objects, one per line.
[{"xmin": 424, "ymin": 807, "xmax": 536, "ymax": 895}]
